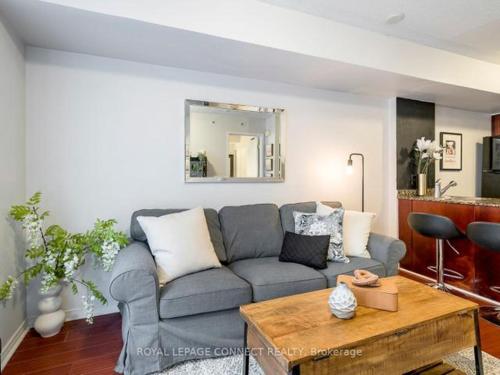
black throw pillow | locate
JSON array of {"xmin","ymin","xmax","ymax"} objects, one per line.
[{"xmin": 279, "ymin": 231, "xmax": 330, "ymax": 269}]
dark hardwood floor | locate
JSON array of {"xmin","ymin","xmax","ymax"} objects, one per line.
[
  {"xmin": 3, "ymin": 275, "xmax": 499, "ymax": 374},
  {"xmin": 3, "ymin": 313, "xmax": 122, "ymax": 375}
]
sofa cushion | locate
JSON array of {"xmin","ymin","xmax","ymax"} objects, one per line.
[
  {"xmin": 228, "ymin": 257, "xmax": 327, "ymax": 302},
  {"xmin": 219, "ymin": 204, "xmax": 283, "ymax": 262},
  {"xmin": 280, "ymin": 201, "xmax": 342, "ymax": 234},
  {"xmin": 159, "ymin": 266, "xmax": 251, "ymax": 319},
  {"xmin": 131, "ymin": 208, "xmax": 227, "ymax": 262},
  {"xmin": 318, "ymin": 257, "xmax": 386, "ymax": 287}
]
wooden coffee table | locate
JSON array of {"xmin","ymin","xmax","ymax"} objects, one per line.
[{"xmin": 240, "ymin": 276, "xmax": 483, "ymax": 375}]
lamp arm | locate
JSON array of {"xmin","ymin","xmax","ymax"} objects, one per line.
[{"xmin": 349, "ymin": 153, "xmax": 365, "ymax": 160}]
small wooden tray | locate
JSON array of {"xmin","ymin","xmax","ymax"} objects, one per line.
[{"xmin": 337, "ymin": 274, "xmax": 399, "ymax": 312}]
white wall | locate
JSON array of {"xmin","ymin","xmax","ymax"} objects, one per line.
[
  {"xmin": 382, "ymin": 98, "xmax": 398, "ymax": 238},
  {"xmin": 0, "ymin": 14, "xmax": 26, "ymax": 370},
  {"xmin": 25, "ymin": 47, "xmax": 387, "ymax": 319},
  {"xmin": 435, "ymin": 107, "xmax": 491, "ymax": 196}
]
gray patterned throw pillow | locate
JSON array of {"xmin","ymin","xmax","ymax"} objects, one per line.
[{"xmin": 293, "ymin": 209, "xmax": 349, "ymax": 263}]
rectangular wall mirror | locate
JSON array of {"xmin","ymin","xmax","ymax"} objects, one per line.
[{"xmin": 185, "ymin": 100, "xmax": 285, "ymax": 182}]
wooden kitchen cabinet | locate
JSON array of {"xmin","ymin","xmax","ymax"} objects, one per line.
[
  {"xmin": 398, "ymin": 199, "xmax": 413, "ymax": 269},
  {"xmin": 398, "ymin": 198, "xmax": 499, "ymax": 301},
  {"xmin": 473, "ymin": 206, "xmax": 500, "ymax": 301},
  {"xmin": 411, "ymin": 201, "xmax": 475, "ymax": 292}
]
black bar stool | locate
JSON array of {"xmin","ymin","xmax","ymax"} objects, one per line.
[
  {"xmin": 467, "ymin": 222, "xmax": 500, "ymax": 326},
  {"xmin": 408, "ymin": 213, "xmax": 464, "ymax": 292}
]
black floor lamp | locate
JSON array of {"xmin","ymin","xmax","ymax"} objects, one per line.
[{"xmin": 346, "ymin": 153, "xmax": 365, "ymax": 212}]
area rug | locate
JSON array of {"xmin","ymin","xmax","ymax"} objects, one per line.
[
  {"xmin": 445, "ymin": 349, "xmax": 500, "ymax": 375},
  {"xmin": 160, "ymin": 349, "xmax": 500, "ymax": 375}
]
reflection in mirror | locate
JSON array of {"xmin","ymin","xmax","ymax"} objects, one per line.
[{"xmin": 185, "ymin": 100, "xmax": 285, "ymax": 182}]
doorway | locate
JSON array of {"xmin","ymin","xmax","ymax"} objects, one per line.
[{"xmin": 227, "ymin": 133, "xmax": 262, "ymax": 178}]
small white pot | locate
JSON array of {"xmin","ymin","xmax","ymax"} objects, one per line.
[
  {"xmin": 328, "ymin": 282, "xmax": 357, "ymax": 319},
  {"xmin": 34, "ymin": 283, "xmax": 66, "ymax": 338}
]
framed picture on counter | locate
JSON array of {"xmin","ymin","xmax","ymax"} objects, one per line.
[{"xmin": 440, "ymin": 132, "xmax": 462, "ymax": 171}]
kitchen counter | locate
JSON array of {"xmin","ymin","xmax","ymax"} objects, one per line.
[
  {"xmin": 398, "ymin": 190, "xmax": 500, "ymax": 208},
  {"xmin": 398, "ymin": 191, "xmax": 500, "ymax": 302}
]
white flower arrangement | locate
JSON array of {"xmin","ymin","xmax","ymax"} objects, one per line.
[
  {"xmin": 414, "ymin": 137, "xmax": 444, "ymax": 174},
  {"xmin": 0, "ymin": 192, "xmax": 128, "ymax": 324}
]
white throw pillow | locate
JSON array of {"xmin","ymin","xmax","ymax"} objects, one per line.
[
  {"xmin": 316, "ymin": 202, "xmax": 375, "ymax": 259},
  {"xmin": 137, "ymin": 207, "xmax": 221, "ymax": 284}
]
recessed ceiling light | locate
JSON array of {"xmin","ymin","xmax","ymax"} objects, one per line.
[{"xmin": 385, "ymin": 13, "xmax": 405, "ymax": 25}]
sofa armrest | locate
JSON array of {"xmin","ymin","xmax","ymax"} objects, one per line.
[
  {"xmin": 109, "ymin": 241, "xmax": 161, "ymax": 374},
  {"xmin": 367, "ymin": 232, "xmax": 406, "ymax": 276},
  {"xmin": 109, "ymin": 241, "xmax": 159, "ymax": 306}
]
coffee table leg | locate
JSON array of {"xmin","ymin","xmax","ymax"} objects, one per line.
[
  {"xmin": 473, "ymin": 310, "xmax": 484, "ymax": 375},
  {"xmin": 243, "ymin": 322, "xmax": 249, "ymax": 375}
]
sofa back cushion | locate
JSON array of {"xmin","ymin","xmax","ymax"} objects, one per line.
[
  {"xmin": 280, "ymin": 201, "xmax": 342, "ymax": 234},
  {"xmin": 219, "ymin": 204, "xmax": 283, "ymax": 263},
  {"xmin": 130, "ymin": 208, "xmax": 227, "ymax": 262}
]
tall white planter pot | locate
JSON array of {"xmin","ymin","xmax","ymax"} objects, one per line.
[{"xmin": 34, "ymin": 283, "xmax": 66, "ymax": 338}]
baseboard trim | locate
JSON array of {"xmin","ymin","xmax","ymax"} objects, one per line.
[
  {"xmin": 399, "ymin": 268, "xmax": 500, "ymax": 306},
  {"xmin": 1, "ymin": 320, "xmax": 29, "ymax": 371},
  {"xmin": 27, "ymin": 305, "xmax": 119, "ymax": 326},
  {"xmin": 64, "ymin": 305, "xmax": 119, "ymax": 322}
]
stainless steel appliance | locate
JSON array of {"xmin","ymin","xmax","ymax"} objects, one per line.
[{"xmin": 482, "ymin": 136, "xmax": 500, "ymax": 198}]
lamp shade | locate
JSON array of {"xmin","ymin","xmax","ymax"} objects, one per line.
[{"xmin": 346, "ymin": 158, "xmax": 353, "ymax": 175}]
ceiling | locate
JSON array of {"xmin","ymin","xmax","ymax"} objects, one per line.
[
  {"xmin": 1, "ymin": 0, "xmax": 500, "ymax": 112},
  {"xmin": 259, "ymin": 0, "xmax": 500, "ymax": 65}
]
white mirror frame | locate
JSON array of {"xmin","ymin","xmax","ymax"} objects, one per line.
[{"xmin": 185, "ymin": 99, "xmax": 285, "ymax": 183}]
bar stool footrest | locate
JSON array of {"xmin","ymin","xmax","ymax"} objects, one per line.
[{"xmin": 426, "ymin": 266, "xmax": 464, "ymax": 280}]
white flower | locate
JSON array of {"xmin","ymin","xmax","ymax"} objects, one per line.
[
  {"xmin": 40, "ymin": 273, "xmax": 58, "ymax": 293},
  {"xmin": 22, "ymin": 214, "xmax": 43, "ymax": 248},
  {"xmin": 415, "ymin": 138, "xmax": 444, "ymax": 174},
  {"xmin": 45, "ymin": 253, "xmax": 57, "ymax": 268},
  {"xmin": 428, "ymin": 140, "xmax": 442, "ymax": 153},
  {"xmin": 415, "ymin": 137, "xmax": 432, "ymax": 152},
  {"xmin": 99, "ymin": 240, "xmax": 120, "ymax": 271},
  {"xmin": 63, "ymin": 254, "xmax": 80, "ymax": 281},
  {"xmin": 3, "ymin": 277, "xmax": 18, "ymax": 300},
  {"xmin": 81, "ymin": 294, "xmax": 95, "ymax": 324},
  {"xmin": 428, "ymin": 141, "xmax": 443, "ymax": 160}
]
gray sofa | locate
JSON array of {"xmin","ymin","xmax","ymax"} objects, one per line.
[{"xmin": 109, "ymin": 202, "xmax": 406, "ymax": 374}]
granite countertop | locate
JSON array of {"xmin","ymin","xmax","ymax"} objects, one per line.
[{"xmin": 398, "ymin": 190, "xmax": 500, "ymax": 208}]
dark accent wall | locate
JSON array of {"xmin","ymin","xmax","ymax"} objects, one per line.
[{"xmin": 396, "ymin": 98, "xmax": 435, "ymax": 189}]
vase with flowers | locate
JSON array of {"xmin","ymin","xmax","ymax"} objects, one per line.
[
  {"xmin": 413, "ymin": 137, "xmax": 444, "ymax": 196},
  {"xmin": 0, "ymin": 192, "xmax": 128, "ymax": 337}
]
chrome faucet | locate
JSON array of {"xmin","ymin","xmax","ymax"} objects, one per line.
[{"xmin": 434, "ymin": 179, "xmax": 457, "ymax": 198}]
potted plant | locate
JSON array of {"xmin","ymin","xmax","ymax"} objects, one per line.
[
  {"xmin": 413, "ymin": 137, "xmax": 443, "ymax": 196},
  {"xmin": 0, "ymin": 192, "xmax": 128, "ymax": 337}
]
